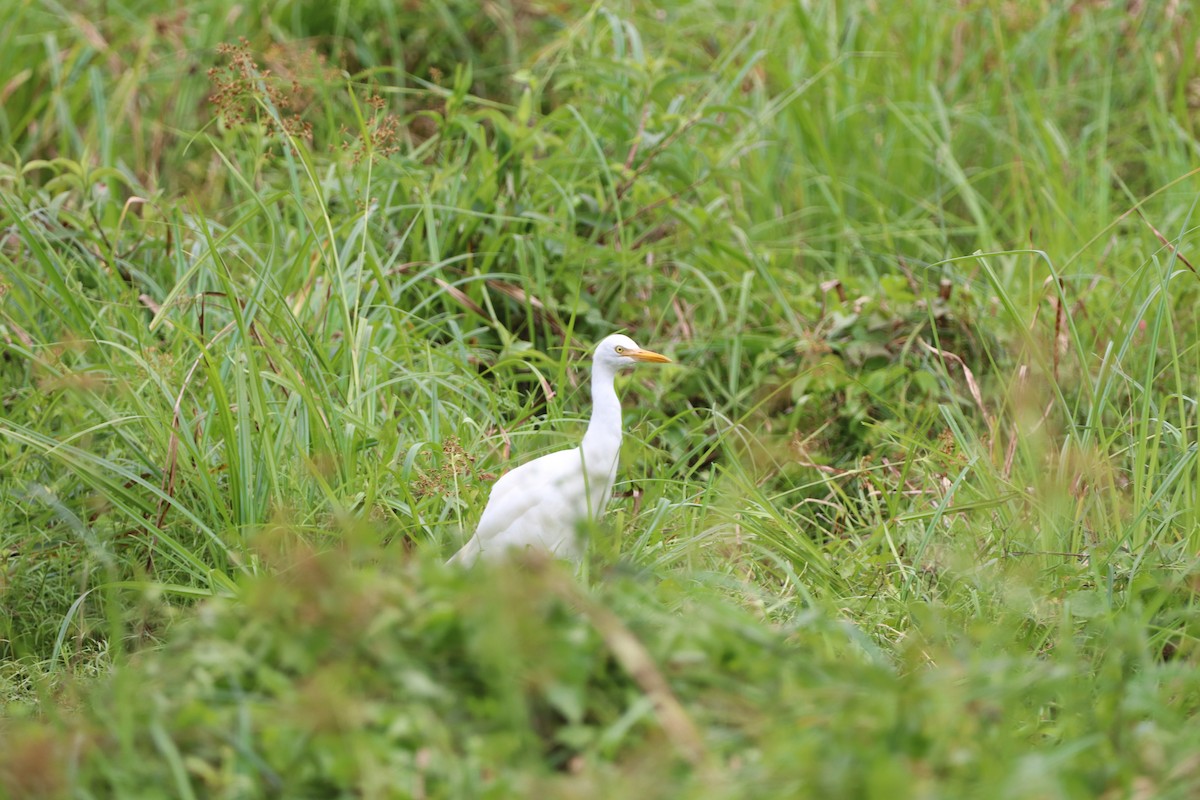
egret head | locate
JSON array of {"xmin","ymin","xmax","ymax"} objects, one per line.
[{"xmin": 594, "ymin": 334, "xmax": 672, "ymax": 369}]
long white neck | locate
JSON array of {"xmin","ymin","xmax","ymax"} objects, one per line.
[{"xmin": 581, "ymin": 359, "xmax": 621, "ymax": 469}]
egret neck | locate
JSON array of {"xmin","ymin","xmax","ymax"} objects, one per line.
[{"xmin": 580, "ymin": 357, "xmax": 622, "ymax": 481}]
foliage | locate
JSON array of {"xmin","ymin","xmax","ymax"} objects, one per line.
[
  {"xmin": 2, "ymin": 0, "xmax": 1200, "ymax": 796},
  {"xmin": 8, "ymin": 544, "xmax": 1200, "ymax": 798}
]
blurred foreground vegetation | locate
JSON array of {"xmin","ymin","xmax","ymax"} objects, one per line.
[{"xmin": 2, "ymin": 0, "xmax": 1200, "ymax": 797}]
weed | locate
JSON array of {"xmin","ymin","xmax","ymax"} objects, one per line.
[{"xmin": 2, "ymin": 0, "xmax": 1200, "ymax": 796}]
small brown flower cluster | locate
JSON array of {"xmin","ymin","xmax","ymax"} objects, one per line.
[
  {"xmin": 412, "ymin": 436, "xmax": 480, "ymax": 499},
  {"xmin": 207, "ymin": 39, "xmax": 313, "ymax": 150},
  {"xmin": 342, "ymin": 94, "xmax": 402, "ymax": 165}
]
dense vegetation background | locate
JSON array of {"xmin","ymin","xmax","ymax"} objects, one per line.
[{"xmin": 2, "ymin": 0, "xmax": 1199, "ymax": 796}]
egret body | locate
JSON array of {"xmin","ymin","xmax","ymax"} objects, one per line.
[{"xmin": 448, "ymin": 334, "xmax": 671, "ymax": 565}]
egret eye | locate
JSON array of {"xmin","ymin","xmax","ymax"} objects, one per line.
[{"xmin": 614, "ymin": 345, "xmax": 625, "ymax": 354}]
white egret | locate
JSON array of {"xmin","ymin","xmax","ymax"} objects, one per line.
[{"xmin": 448, "ymin": 334, "xmax": 672, "ymax": 566}]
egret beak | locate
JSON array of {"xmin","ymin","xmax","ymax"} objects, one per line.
[{"xmin": 630, "ymin": 348, "xmax": 671, "ymax": 363}]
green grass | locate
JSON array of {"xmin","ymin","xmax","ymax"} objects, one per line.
[{"xmin": 2, "ymin": 0, "xmax": 1200, "ymax": 796}]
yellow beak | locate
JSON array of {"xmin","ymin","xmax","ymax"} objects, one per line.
[{"xmin": 630, "ymin": 348, "xmax": 671, "ymax": 364}]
